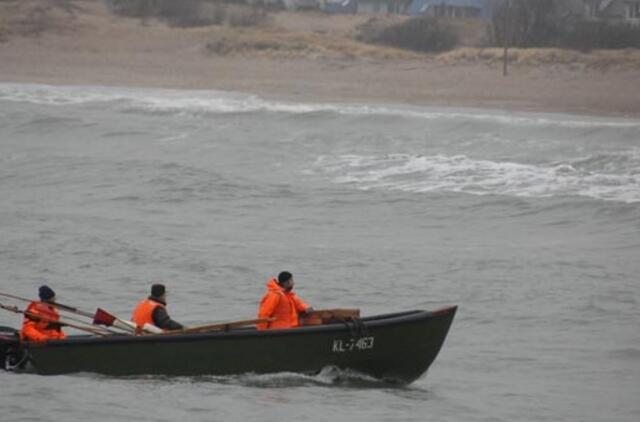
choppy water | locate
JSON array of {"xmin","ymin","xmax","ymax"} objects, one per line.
[{"xmin": 0, "ymin": 83, "xmax": 639, "ymax": 422}]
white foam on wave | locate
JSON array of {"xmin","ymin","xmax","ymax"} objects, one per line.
[
  {"xmin": 315, "ymin": 153, "xmax": 640, "ymax": 203},
  {"xmin": 1, "ymin": 82, "xmax": 639, "ymax": 128},
  {"xmin": 227, "ymin": 366, "xmax": 383, "ymax": 387}
]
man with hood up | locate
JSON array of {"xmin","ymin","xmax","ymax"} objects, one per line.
[{"xmin": 257, "ymin": 271, "xmax": 313, "ymax": 330}]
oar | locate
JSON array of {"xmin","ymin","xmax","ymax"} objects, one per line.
[
  {"xmin": 45, "ymin": 311, "xmax": 120, "ymax": 335},
  {"xmin": 0, "ymin": 291, "xmax": 96, "ymax": 317},
  {"xmin": 0, "ymin": 291, "xmax": 134, "ymax": 335},
  {"xmin": 92, "ymin": 308, "xmax": 162, "ymax": 334},
  {"xmin": 163, "ymin": 317, "xmax": 274, "ymax": 335},
  {"xmin": 0, "ymin": 301, "xmax": 109, "ymax": 337}
]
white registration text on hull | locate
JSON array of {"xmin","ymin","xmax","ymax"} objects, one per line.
[{"xmin": 332, "ymin": 336, "xmax": 374, "ymax": 353}]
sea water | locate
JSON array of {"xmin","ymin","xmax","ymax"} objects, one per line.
[{"xmin": 0, "ymin": 83, "xmax": 638, "ymax": 422}]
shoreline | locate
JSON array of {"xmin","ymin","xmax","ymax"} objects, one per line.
[
  {"xmin": 2, "ymin": 65, "xmax": 639, "ymax": 121},
  {"xmin": 1, "ymin": 3, "xmax": 640, "ymax": 119},
  {"xmin": 2, "ymin": 79, "xmax": 640, "ymax": 124},
  {"xmin": 2, "ymin": 49, "xmax": 639, "ymax": 119}
]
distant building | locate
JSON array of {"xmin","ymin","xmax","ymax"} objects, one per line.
[
  {"xmin": 546, "ymin": 0, "xmax": 640, "ymax": 25},
  {"xmin": 357, "ymin": 0, "xmax": 412, "ymax": 14},
  {"xmin": 284, "ymin": 0, "xmax": 498, "ymax": 17},
  {"xmin": 408, "ymin": 0, "xmax": 486, "ymax": 18},
  {"xmin": 282, "ymin": 0, "xmax": 320, "ymax": 10},
  {"xmin": 479, "ymin": 0, "xmax": 640, "ymax": 25},
  {"xmin": 582, "ymin": 0, "xmax": 640, "ymax": 24},
  {"xmin": 285, "ymin": 0, "xmax": 640, "ymax": 23},
  {"xmin": 320, "ymin": 0, "xmax": 358, "ymax": 14}
]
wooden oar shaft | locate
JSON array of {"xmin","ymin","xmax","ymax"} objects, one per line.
[
  {"xmin": 112, "ymin": 319, "xmax": 137, "ymax": 333},
  {"xmin": 55, "ymin": 313, "xmax": 120, "ymax": 335},
  {"xmin": 0, "ymin": 291, "xmax": 93, "ymax": 319},
  {"xmin": 54, "ymin": 317, "xmax": 109, "ymax": 337},
  {"xmin": 0, "ymin": 291, "xmax": 132, "ymax": 334}
]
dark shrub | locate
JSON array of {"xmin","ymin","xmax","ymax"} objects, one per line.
[
  {"xmin": 561, "ymin": 21, "xmax": 640, "ymax": 51},
  {"xmin": 156, "ymin": 0, "xmax": 203, "ymax": 27},
  {"xmin": 210, "ymin": 4, "xmax": 227, "ymax": 25},
  {"xmin": 227, "ymin": 7, "xmax": 266, "ymax": 27},
  {"xmin": 104, "ymin": 0, "xmax": 264, "ymax": 27},
  {"xmin": 105, "ymin": 0, "xmax": 157, "ymax": 18},
  {"xmin": 488, "ymin": 0, "xmax": 561, "ymax": 48},
  {"xmin": 357, "ymin": 17, "xmax": 458, "ymax": 53},
  {"xmin": 106, "ymin": 0, "xmax": 209, "ymax": 26},
  {"xmin": 488, "ymin": 0, "xmax": 640, "ymax": 50}
]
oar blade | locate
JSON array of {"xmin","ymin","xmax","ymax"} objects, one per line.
[{"xmin": 93, "ymin": 308, "xmax": 116, "ymax": 326}]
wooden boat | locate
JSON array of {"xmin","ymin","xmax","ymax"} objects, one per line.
[{"xmin": 0, "ymin": 306, "xmax": 456, "ymax": 384}]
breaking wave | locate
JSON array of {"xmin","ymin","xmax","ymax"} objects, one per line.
[
  {"xmin": 1, "ymin": 83, "xmax": 639, "ymax": 128},
  {"xmin": 314, "ymin": 153, "xmax": 640, "ymax": 203}
]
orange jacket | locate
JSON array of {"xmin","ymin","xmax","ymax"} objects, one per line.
[
  {"xmin": 20, "ymin": 301, "xmax": 66, "ymax": 342},
  {"xmin": 131, "ymin": 298, "xmax": 164, "ymax": 328},
  {"xmin": 257, "ymin": 278, "xmax": 309, "ymax": 330}
]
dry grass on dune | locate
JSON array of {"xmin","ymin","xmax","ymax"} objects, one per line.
[
  {"xmin": 2, "ymin": 0, "xmax": 640, "ymax": 70},
  {"xmin": 203, "ymin": 31, "xmax": 640, "ymax": 68},
  {"xmin": 204, "ymin": 27, "xmax": 421, "ymax": 60},
  {"xmin": 437, "ymin": 47, "xmax": 640, "ymax": 70},
  {"xmin": 0, "ymin": 0, "xmax": 80, "ymax": 41},
  {"xmin": 202, "ymin": 15, "xmax": 640, "ymax": 66}
]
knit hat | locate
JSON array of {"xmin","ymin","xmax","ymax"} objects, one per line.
[
  {"xmin": 151, "ymin": 283, "xmax": 166, "ymax": 297},
  {"xmin": 277, "ymin": 271, "xmax": 292, "ymax": 285},
  {"xmin": 38, "ymin": 285, "xmax": 55, "ymax": 301}
]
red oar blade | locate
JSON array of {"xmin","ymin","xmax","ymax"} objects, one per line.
[{"xmin": 93, "ymin": 308, "xmax": 116, "ymax": 326}]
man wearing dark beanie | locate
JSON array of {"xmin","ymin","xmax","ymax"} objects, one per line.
[
  {"xmin": 132, "ymin": 283, "xmax": 184, "ymax": 331},
  {"xmin": 257, "ymin": 271, "xmax": 313, "ymax": 330},
  {"xmin": 20, "ymin": 285, "xmax": 66, "ymax": 342},
  {"xmin": 39, "ymin": 285, "xmax": 55, "ymax": 301}
]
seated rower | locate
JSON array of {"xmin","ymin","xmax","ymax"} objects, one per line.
[
  {"xmin": 132, "ymin": 283, "xmax": 184, "ymax": 331},
  {"xmin": 20, "ymin": 285, "xmax": 66, "ymax": 342},
  {"xmin": 257, "ymin": 271, "xmax": 313, "ymax": 330}
]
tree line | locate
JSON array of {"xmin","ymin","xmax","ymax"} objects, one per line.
[{"xmin": 489, "ymin": 0, "xmax": 640, "ymax": 50}]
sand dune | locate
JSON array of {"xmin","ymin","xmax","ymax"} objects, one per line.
[{"xmin": 1, "ymin": 0, "xmax": 639, "ymax": 117}]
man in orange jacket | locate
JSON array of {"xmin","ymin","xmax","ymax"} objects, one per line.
[
  {"xmin": 132, "ymin": 283, "xmax": 184, "ymax": 331},
  {"xmin": 257, "ymin": 271, "xmax": 313, "ymax": 330},
  {"xmin": 20, "ymin": 285, "xmax": 66, "ymax": 342}
]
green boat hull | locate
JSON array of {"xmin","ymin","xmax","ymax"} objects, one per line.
[{"xmin": 2, "ymin": 307, "xmax": 456, "ymax": 384}]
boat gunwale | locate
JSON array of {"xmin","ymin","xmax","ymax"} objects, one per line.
[{"xmin": 23, "ymin": 306, "xmax": 457, "ymax": 349}]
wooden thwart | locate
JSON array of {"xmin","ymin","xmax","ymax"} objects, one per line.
[{"xmin": 163, "ymin": 317, "xmax": 274, "ymax": 335}]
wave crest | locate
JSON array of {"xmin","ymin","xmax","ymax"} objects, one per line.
[
  {"xmin": 314, "ymin": 153, "xmax": 640, "ymax": 203},
  {"xmin": 2, "ymin": 83, "xmax": 640, "ymax": 128}
]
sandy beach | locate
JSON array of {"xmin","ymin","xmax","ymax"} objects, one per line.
[{"xmin": 1, "ymin": 0, "xmax": 640, "ymax": 117}]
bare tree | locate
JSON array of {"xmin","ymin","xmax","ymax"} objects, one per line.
[{"xmin": 489, "ymin": 0, "xmax": 561, "ymax": 47}]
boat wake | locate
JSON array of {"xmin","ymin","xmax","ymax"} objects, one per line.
[
  {"xmin": 87, "ymin": 366, "xmax": 400, "ymax": 388},
  {"xmin": 228, "ymin": 366, "xmax": 388, "ymax": 388}
]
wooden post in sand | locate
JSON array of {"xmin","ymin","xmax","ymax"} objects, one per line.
[{"xmin": 503, "ymin": 0, "xmax": 510, "ymax": 77}]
